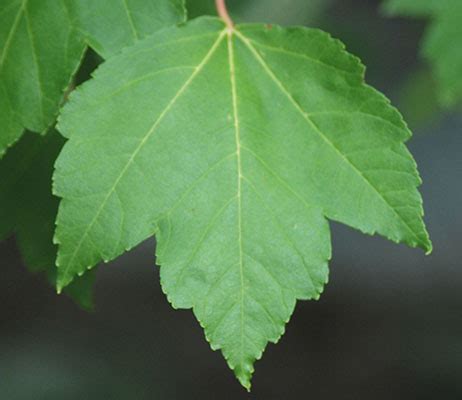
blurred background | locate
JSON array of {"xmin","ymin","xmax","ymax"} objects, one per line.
[{"xmin": 1, "ymin": 0, "xmax": 461, "ymax": 398}]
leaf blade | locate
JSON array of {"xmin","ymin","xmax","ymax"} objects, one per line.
[{"xmin": 55, "ymin": 17, "xmax": 430, "ymax": 387}]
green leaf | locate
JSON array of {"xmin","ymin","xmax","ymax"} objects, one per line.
[
  {"xmin": 384, "ymin": 0, "xmax": 462, "ymax": 107},
  {"xmin": 0, "ymin": 0, "xmax": 86, "ymax": 155},
  {"xmin": 67, "ymin": 0, "xmax": 186, "ymax": 58},
  {"xmin": 0, "ymin": 0, "xmax": 186, "ymax": 157},
  {"xmin": 0, "ymin": 130, "xmax": 95, "ymax": 310},
  {"xmin": 55, "ymin": 18, "xmax": 431, "ymax": 388}
]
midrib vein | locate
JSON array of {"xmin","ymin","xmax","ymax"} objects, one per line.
[
  {"xmin": 227, "ymin": 30, "xmax": 246, "ymax": 362},
  {"xmin": 58, "ymin": 30, "xmax": 227, "ymax": 288},
  {"xmin": 235, "ymin": 30, "xmax": 422, "ymax": 244}
]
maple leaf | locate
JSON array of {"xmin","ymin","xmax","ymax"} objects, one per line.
[{"xmin": 55, "ymin": 18, "xmax": 431, "ymax": 388}]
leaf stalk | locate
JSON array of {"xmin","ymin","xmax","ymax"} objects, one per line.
[{"xmin": 216, "ymin": 0, "xmax": 234, "ymax": 30}]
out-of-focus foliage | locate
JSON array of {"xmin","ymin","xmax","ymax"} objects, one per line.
[
  {"xmin": 384, "ymin": 0, "xmax": 462, "ymax": 107},
  {"xmin": 0, "ymin": 0, "xmax": 85, "ymax": 156},
  {"xmin": 0, "ymin": 130, "xmax": 95, "ymax": 309},
  {"xmin": 0, "ymin": 0, "xmax": 186, "ymax": 158},
  {"xmin": 398, "ymin": 69, "xmax": 440, "ymax": 129}
]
